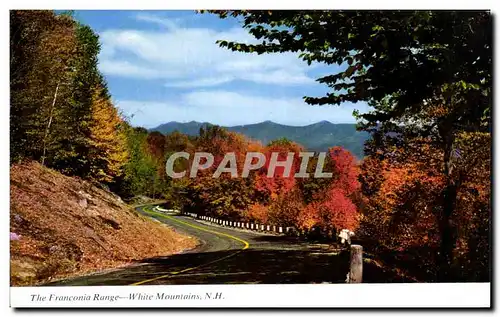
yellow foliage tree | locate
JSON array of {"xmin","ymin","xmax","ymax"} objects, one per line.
[{"xmin": 88, "ymin": 85, "xmax": 129, "ymax": 183}]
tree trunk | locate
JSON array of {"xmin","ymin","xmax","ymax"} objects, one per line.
[{"xmin": 41, "ymin": 82, "xmax": 59, "ymax": 166}]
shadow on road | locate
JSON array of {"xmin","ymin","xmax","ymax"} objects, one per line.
[
  {"xmin": 46, "ymin": 247, "xmax": 411, "ymax": 286},
  {"xmin": 133, "ymin": 248, "xmax": 411, "ymax": 285}
]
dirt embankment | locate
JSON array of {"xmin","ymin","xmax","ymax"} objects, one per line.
[{"xmin": 10, "ymin": 161, "xmax": 197, "ymax": 286}]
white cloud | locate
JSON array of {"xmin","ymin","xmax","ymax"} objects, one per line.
[
  {"xmin": 99, "ymin": 59, "xmax": 180, "ymax": 79},
  {"xmin": 98, "ymin": 14, "xmax": 315, "ymax": 86},
  {"xmin": 116, "ymin": 90, "xmax": 368, "ymax": 128},
  {"xmin": 164, "ymin": 76, "xmax": 234, "ymax": 88},
  {"xmin": 135, "ymin": 13, "xmax": 181, "ymax": 30}
]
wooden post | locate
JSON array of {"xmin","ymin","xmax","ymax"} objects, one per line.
[{"xmin": 348, "ymin": 244, "xmax": 363, "ymax": 283}]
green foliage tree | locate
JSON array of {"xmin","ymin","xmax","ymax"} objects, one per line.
[
  {"xmin": 52, "ymin": 23, "xmax": 102, "ymax": 177},
  {"xmin": 10, "ymin": 10, "xmax": 77, "ymax": 164},
  {"xmin": 119, "ymin": 126, "xmax": 158, "ymax": 198}
]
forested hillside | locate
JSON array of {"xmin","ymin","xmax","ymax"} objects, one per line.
[
  {"xmin": 151, "ymin": 120, "xmax": 369, "ymax": 158},
  {"xmin": 10, "ymin": 11, "xmax": 167, "ymax": 200}
]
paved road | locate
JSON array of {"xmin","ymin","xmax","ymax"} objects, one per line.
[{"xmin": 45, "ymin": 205, "xmax": 399, "ymax": 286}]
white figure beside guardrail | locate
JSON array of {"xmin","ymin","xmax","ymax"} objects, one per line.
[{"xmin": 338, "ymin": 229, "xmax": 355, "ymax": 245}]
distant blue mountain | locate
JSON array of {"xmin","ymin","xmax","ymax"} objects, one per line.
[{"xmin": 150, "ymin": 120, "xmax": 370, "ymax": 158}]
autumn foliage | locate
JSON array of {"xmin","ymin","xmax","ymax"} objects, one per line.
[
  {"xmin": 358, "ymin": 130, "xmax": 491, "ymax": 281},
  {"xmin": 160, "ymin": 127, "xmax": 362, "ymax": 235}
]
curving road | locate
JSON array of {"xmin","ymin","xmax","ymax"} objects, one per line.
[{"xmin": 45, "ymin": 205, "xmax": 401, "ymax": 285}]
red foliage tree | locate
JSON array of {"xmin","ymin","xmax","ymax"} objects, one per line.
[
  {"xmin": 254, "ymin": 139, "xmax": 303, "ymax": 200},
  {"xmin": 296, "ymin": 147, "xmax": 361, "ymax": 233},
  {"xmin": 328, "ymin": 146, "xmax": 360, "ymax": 195}
]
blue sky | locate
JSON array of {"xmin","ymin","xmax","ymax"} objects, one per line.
[{"xmin": 73, "ymin": 10, "xmax": 369, "ymax": 128}]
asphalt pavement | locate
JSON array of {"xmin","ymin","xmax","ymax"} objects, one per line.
[{"xmin": 45, "ymin": 205, "xmax": 403, "ymax": 286}]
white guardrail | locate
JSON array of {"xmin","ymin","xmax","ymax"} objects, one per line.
[
  {"xmin": 154, "ymin": 206, "xmax": 293, "ymax": 235},
  {"xmin": 153, "ymin": 205, "xmax": 354, "ymax": 245}
]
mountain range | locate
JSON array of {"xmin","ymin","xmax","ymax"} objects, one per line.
[{"xmin": 150, "ymin": 120, "xmax": 370, "ymax": 158}]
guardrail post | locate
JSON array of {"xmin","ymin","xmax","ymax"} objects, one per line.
[{"xmin": 348, "ymin": 244, "xmax": 363, "ymax": 283}]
